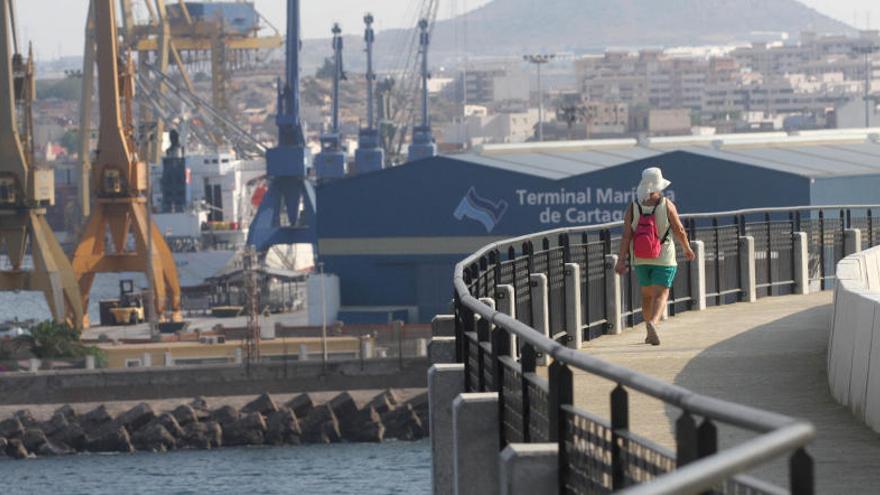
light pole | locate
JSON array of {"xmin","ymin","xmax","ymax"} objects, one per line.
[
  {"xmin": 319, "ymin": 261, "xmax": 327, "ymax": 369},
  {"xmin": 524, "ymin": 54, "xmax": 556, "ymax": 141},
  {"xmin": 854, "ymin": 44, "xmax": 879, "ymax": 128}
]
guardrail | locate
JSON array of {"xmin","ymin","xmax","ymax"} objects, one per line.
[{"xmin": 451, "ymin": 205, "xmax": 880, "ymax": 494}]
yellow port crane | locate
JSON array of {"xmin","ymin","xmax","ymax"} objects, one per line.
[
  {"xmin": 71, "ymin": 0, "xmax": 181, "ymax": 327},
  {"xmin": 0, "ymin": 0, "xmax": 84, "ymax": 328},
  {"xmin": 77, "ymin": 0, "xmax": 282, "ymax": 180}
]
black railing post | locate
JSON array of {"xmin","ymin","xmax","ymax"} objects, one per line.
[
  {"xmin": 476, "ymin": 312, "xmax": 490, "ymax": 392},
  {"xmin": 790, "ymin": 448, "xmax": 814, "ymax": 495},
  {"xmin": 697, "ymin": 418, "xmax": 718, "ymax": 495},
  {"xmin": 493, "ymin": 325, "xmax": 511, "ymax": 449},
  {"xmin": 453, "ymin": 292, "xmax": 463, "ymax": 363},
  {"xmin": 611, "ymin": 384, "xmax": 629, "ymax": 490},
  {"xmin": 520, "ymin": 344, "xmax": 537, "ymax": 443},
  {"xmin": 561, "ymin": 233, "xmax": 572, "ymax": 264},
  {"xmin": 846, "ymin": 208, "xmax": 852, "ymax": 229},
  {"xmin": 795, "ymin": 209, "xmax": 802, "ymax": 232},
  {"xmin": 869, "ymin": 209, "xmax": 875, "ymax": 248},
  {"xmin": 819, "ymin": 210, "xmax": 826, "ymax": 290},
  {"xmin": 675, "ymin": 411, "xmax": 698, "ymax": 468},
  {"xmin": 766, "ymin": 212, "xmax": 773, "ymax": 297},
  {"xmin": 713, "ymin": 217, "xmax": 722, "ymax": 306},
  {"xmin": 548, "ymin": 359, "xmax": 574, "ymax": 492}
]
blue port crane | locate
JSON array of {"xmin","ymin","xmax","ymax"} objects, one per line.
[
  {"xmin": 314, "ymin": 23, "xmax": 347, "ymax": 179},
  {"xmin": 245, "ymin": 0, "xmax": 316, "ymax": 253},
  {"xmin": 353, "ymin": 13, "xmax": 385, "ymax": 174},
  {"xmin": 407, "ymin": 18, "xmax": 437, "ymax": 161}
]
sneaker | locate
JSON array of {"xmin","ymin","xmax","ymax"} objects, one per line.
[{"xmin": 646, "ymin": 322, "xmax": 661, "ymax": 346}]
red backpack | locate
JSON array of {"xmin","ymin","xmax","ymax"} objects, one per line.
[{"xmin": 633, "ymin": 200, "xmax": 670, "ymax": 259}]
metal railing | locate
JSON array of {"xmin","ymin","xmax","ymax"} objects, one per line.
[{"xmin": 452, "ymin": 205, "xmax": 880, "ymax": 494}]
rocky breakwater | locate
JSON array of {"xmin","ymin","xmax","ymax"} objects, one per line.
[{"xmin": 0, "ymin": 390, "xmax": 428, "ymax": 460}]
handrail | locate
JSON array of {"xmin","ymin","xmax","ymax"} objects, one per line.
[{"xmin": 451, "ymin": 204, "xmax": 880, "ymax": 493}]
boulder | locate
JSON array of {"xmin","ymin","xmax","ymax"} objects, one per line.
[
  {"xmin": 22, "ymin": 428, "xmax": 49, "ymax": 453},
  {"xmin": 347, "ymin": 406, "xmax": 385, "ymax": 443},
  {"xmin": 189, "ymin": 397, "xmax": 212, "ymax": 421},
  {"xmin": 181, "ymin": 421, "xmax": 222, "ymax": 450},
  {"xmin": 0, "ymin": 437, "xmax": 6, "ymax": 457},
  {"xmin": 265, "ymin": 408, "xmax": 301, "ymax": 446},
  {"xmin": 49, "ymin": 422, "xmax": 87, "ymax": 452},
  {"xmin": 328, "ymin": 392, "xmax": 359, "ymax": 436},
  {"xmin": 211, "ymin": 405, "xmax": 240, "ymax": 428},
  {"xmin": 80, "ymin": 405, "xmax": 113, "ymax": 432},
  {"xmin": 21, "ymin": 428, "xmax": 74, "ymax": 457},
  {"xmin": 223, "ymin": 412, "xmax": 267, "ymax": 447},
  {"xmin": 14, "ymin": 410, "xmax": 38, "ymax": 428},
  {"xmin": 0, "ymin": 417, "xmax": 24, "ymax": 439},
  {"xmin": 171, "ymin": 404, "xmax": 198, "ymax": 426},
  {"xmin": 365, "ymin": 390, "xmax": 398, "ymax": 416},
  {"xmin": 54, "ymin": 405, "xmax": 77, "ymax": 422},
  {"xmin": 131, "ymin": 423, "xmax": 176, "ymax": 452},
  {"xmin": 115, "ymin": 403, "xmax": 156, "ymax": 432},
  {"xmin": 300, "ymin": 405, "xmax": 340, "ymax": 444},
  {"xmin": 382, "ymin": 404, "xmax": 423, "ymax": 441},
  {"xmin": 85, "ymin": 425, "xmax": 134, "ymax": 453},
  {"xmin": 154, "ymin": 413, "xmax": 184, "ymax": 439},
  {"xmin": 286, "ymin": 394, "xmax": 315, "ymax": 419},
  {"xmin": 5, "ymin": 438, "xmax": 29, "ymax": 459},
  {"xmin": 242, "ymin": 393, "xmax": 278, "ymax": 416},
  {"xmin": 41, "ymin": 412, "xmax": 70, "ymax": 437},
  {"xmin": 408, "ymin": 393, "xmax": 430, "ymax": 438}
]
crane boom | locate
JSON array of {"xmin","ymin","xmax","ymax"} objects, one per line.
[
  {"xmin": 0, "ymin": 0, "xmax": 84, "ymax": 328},
  {"xmin": 71, "ymin": 0, "xmax": 182, "ymax": 327}
]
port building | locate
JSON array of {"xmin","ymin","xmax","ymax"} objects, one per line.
[{"xmin": 317, "ymin": 129, "xmax": 880, "ymax": 323}]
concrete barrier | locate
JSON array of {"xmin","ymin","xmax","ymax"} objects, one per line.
[
  {"xmin": 829, "ymin": 244, "xmax": 880, "ymax": 431},
  {"xmin": 0, "ymin": 358, "xmax": 429, "ymax": 405}
]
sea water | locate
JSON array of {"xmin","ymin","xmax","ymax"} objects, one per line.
[{"xmin": 0, "ymin": 440, "xmax": 431, "ymax": 495}]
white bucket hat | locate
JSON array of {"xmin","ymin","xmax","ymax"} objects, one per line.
[{"xmin": 637, "ymin": 167, "xmax": 671, "ymax": 202}]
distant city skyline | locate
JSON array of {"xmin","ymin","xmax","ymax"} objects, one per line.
[{"xmin": 10, "ymin": 0, "xmax": 880, "ymax": 61}]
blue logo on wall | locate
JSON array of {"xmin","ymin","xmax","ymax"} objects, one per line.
[{"xmin": 454, "ymin": 187, "xmax": 509, "ymax": 233}]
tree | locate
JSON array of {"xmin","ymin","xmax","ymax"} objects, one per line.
[
  {"xmin": 315, "ymin": 57, "xmax": 335, "ymax": 80},
  {"xmin": 12, "ymin": 321, "xmax": 106, "ymax": 366},
  {"xmin": 60, "ymin": 129, "xmax": 79, "ymax": 155}
]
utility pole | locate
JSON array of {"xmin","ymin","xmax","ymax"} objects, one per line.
[
  {"xmin": 524, "ymin": 54, "xmax": 555, "ymax": 141},
  {"xmin": 854, "ymin": 44, "xmax": 878, "ymax": 128}
]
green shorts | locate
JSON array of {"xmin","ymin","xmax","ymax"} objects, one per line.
[{"xmin": 634, "ymin": 265, "xmax": 678, "ymax": 288}]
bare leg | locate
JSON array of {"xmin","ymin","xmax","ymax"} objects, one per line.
[
  {"xmin": 649, "ymin": 286, "xmax": 671, "ymax": 325},
  {"xmin": 640, "ymin": 286, "xmax": 654, "ymax": 325}
]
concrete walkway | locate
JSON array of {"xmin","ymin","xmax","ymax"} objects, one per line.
[{"xmin": 571, "ymin": 291, "xmax": 880, "ymax": 493}]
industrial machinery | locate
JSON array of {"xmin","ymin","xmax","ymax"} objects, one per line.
[
  {"xmin": 353, "ymin": 14, "xmax": 385, "ymax": 174},
  {"xmin": 78, "ymin": 0, "xmax": 282, "ymax": 217},
  {"xmin": 376, "ymin": 0, "xmax": 438, "ymax": 163},
  {"xmin": 0, "ymin": 0, "xmax": 84, "ymax": 328},
  {"xmin": 71, "ymin": 0, "xmax": 182, "ymax": 327},
  {"xmin": 407, "ymin": 19, "xmax": 437, "ymax": 161},
  {"xmin": 245, "ymin": 0, "xmax": 316, "ymax": 253},
  {"xmin": 313, "ymin": 23, "xmax": 347, "ymax": 180},
  {"xmin": 99, "ymin": 279, "xmax": 145, "ymax": 326}
]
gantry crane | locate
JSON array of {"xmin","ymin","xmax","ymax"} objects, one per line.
[
  {"xmin": 353, "ymin": 13, "xmax": 385, "ymax": 174},
  {"xmin": 314, "ymin": 23, "xmax": 347, "ymax": 179},
  {"xmin": 0, "ymin": 0, "xmax": 84, "ymax": 328},
  {"xmin": 71, "ymin": 0, "xmax": 181, "ymax": 327},
  {"xmin": 77, "ymin": 0, "xmax": 282, "ymax": 217},
  {"xmin": 245, "ymin": 0, "xmax": 315, "ymax": 254}
]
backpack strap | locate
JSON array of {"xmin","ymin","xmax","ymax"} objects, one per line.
[{"xmin": 660, "ymin": 198, "xmax": 672, "ymax": 244}]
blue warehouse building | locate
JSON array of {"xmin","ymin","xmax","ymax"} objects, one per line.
[{"xmin": 316, "ymin": 129, "xmax": 880, "ymax": 323}]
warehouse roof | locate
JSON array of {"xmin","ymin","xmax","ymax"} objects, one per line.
[{"xmin": 455, "ymin": 128, "xmax": 880, "ymax": 180}]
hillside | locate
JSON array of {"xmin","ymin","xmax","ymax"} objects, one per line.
[
  {"xmin": 302, "ymin": 0, "xmax": 855, "ymax": 71},
  {"xmin": 428, "ymin": 0, "xmax": 854, "ymax": 53}
]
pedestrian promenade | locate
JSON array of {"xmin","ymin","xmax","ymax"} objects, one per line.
[{"xmin": 572, "ymin": 291, "xmax": 880, "ymax": 493}]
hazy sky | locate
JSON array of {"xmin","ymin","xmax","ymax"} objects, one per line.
[{"xmin": 12, "ymin": 0, "xmax": 880, "ymax": 60}]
